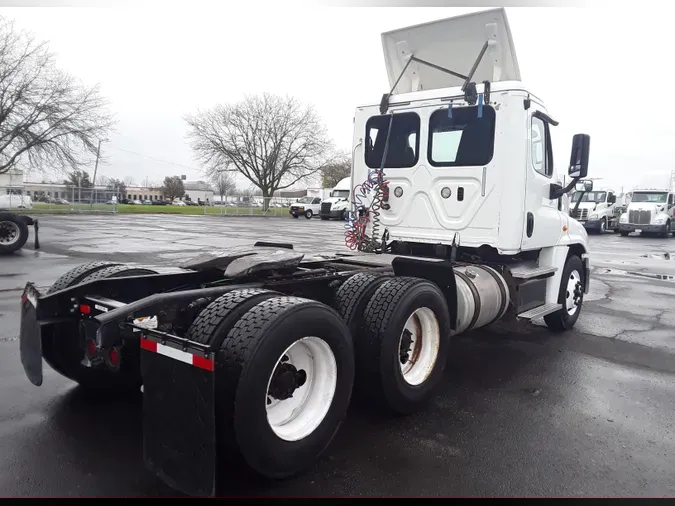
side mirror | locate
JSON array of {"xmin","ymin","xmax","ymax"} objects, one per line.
[{"xmin": 568, "ymin": 134, "xmax": 590, "ymax": 179}]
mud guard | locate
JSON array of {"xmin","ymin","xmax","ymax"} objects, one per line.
[
  {"xmin": 140, "ymin": 334, "xmax": 218, "ymax": 497},
  {"xmin": 391, "ymin": 256, "xmax": 458, "ymax": 330},
  {"xmin": 19, "ymin": 283, "xmax": 44, "ymax": 386}
]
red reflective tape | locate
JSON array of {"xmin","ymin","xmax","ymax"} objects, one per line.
[
  {"xmin": 140, "ymin": 338, "xmax": 157, "ymax": 353},
  {"xmin": 192, "ymin": 354, "xmax": 214, "ymax": 372}
]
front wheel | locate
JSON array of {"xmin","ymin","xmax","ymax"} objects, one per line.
[
  {"xmin": 599, "ymin": 217, "xmax": 606, "ymax": 234},
  {"xmin": 544, "ymin": 255, "xmax": 584, "ymax": 332},
  {"xmin": 291, "ymin": 214, "xmax": 299, "ymax": 219},
  {"xmin": 661, "ymin": 221, "xmax": 670, "ymax": 238},
  {"xmin": 620, "ymin": 231, "xmax": 629, "ymax": 237},
  {"xmin": 304, "ymin": 210, "xmax": 313, "ymax": 219}
]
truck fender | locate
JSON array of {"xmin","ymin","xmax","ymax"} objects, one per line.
[{"xmin": 391, "ymin": 256, "xmax": 458, "ymax": 330}]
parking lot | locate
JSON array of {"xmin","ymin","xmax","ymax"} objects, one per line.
[{"xmin": 1, "ymin": 214, "xmax": 675, "ymax": 497}]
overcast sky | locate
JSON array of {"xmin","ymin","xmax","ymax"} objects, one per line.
[{"xmin": 1, "ymin": 4, "xmax": 672, "ymax": 192}]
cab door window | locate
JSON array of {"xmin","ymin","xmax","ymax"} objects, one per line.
[{"xmin": 531, "ymin": 116, "xmax": 553, "ymax": 178}]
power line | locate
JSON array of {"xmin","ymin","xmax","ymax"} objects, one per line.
[{"xmin": 106, "ymin": 144, "xmax": 201, "ymax": 172}]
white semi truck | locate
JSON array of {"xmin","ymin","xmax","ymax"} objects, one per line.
[
  {"xmin": 569, "ymin": 186, "xmax": 625, "ymax": 234},
  {"xmin": 16, "ymin": 9, "xmax": 591, "ymax": 496},
  {"xmin": 618, "ymin": 171, "xmax": 675, "ymax": 237},
  {"xmin": 319, "ymin": 176, "xmax": 351, "ymax": 220}
]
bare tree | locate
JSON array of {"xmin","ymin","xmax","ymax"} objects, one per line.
[
  {"xmin": 212, "ymin": 170, "xmax": 235, "ymax": 203},
  {"xmin": 162, "ymin": 175, "xmax": 185, "ymax": 200},
  {"xmin": 321, "ymin": 150, "xmax": 351, "ymax": 188},
  {"xmin": 184, "ymin": 93, "xmax": 336, "ymax": 211},
  {"xmin": 0, "ymin": 17, "xmax": 115, "ymax": 176}
]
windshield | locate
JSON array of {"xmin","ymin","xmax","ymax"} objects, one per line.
[
  {"xmin": 631, "ymin": 192, "xmax": 668, "ymax": 203},
  {"xmin": 296, "ymin": 197, "xmax": 313, "ymax": 204},
  {"xmin": 571, "ymin": 191, "xmax": 606, "ymax": 203},
  {"xmin": 331, "ymin": 190, "xmax": 350, "ymax": 198}
]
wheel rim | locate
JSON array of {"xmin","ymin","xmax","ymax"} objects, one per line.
[
  {"xmin": 397, "ymin": 307, "xmax": 440, "ymax": 386},
  {"xmin": 0, "ymin": 221, "xmax": 20, "ymax": 246},
  {"xmin": 265, "ymin": 336, "xmax": 337, "ymax": 442},
  {"xmin": 565, "ymin": 269, "xmax": 583, "ymax": 316}
]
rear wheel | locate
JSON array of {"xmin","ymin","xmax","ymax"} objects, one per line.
[
  {"xmin": 620, "ymin": 231, "xmax": 629, "ymax": 237},
  {"xmin": 0, "ymin": 212, "xmax": 29, "ymax": 254},
  {"xmin": 216, "ymin": 297, "xmax": 354, "ymax": 479},
  {"xmin": 544, "ymin": 254, "xmax": 584, "ymax": 332},
  {"xmin": 44, "ymin": 264, "xmax": 158, "ymax": 395},
  {"xmin": 357, "ymin": 277, "xmax": 451, "ymax": 415}
]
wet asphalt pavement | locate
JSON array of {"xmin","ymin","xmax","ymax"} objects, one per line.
[{"xmin": 1, "ymin": 214, "xmax": 675, "ymax": 497}]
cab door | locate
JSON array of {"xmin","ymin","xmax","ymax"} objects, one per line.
[{"xmin": 521, "ymin": 108, "xmax": 564, "ymax": 251}]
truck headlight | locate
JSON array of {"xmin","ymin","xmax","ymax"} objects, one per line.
[
  {"xmin": 589, "ymin": 213, "xmax": 599, "ymax": 220},
  {"xmin": 620, "ymin": 213, "xmax": 627, "ymax": 223},
  {"xmin": 653, "ymin": 216, "xmax": 666, "ymax": 224}
]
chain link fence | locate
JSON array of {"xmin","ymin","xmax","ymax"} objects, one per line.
[{"xmin": 1, "ymin": 187, "xmax": 318, "ymax": 219}]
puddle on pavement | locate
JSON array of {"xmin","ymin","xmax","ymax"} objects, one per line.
[
  {"xmin": 596, "ymin": 267, "xmax": 675, "ymax": 282},
  {"xmin": 639, "ymin": 252, "xmax": 673, "ymax": 260}
]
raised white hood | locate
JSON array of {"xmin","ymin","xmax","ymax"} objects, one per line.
[{"xmin": 381, "ymin": 8, "xmax": 521, "ymax": 94}]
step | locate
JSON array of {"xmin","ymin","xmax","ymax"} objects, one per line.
[
  {"xmin": 518, "ymin": 303, "xmax": 562, "ymax": 320},
  {"xmin": 509, "ymin": 264, "xmax": 557, "ymax": 280}
]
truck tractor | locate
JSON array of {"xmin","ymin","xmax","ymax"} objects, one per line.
[
  {"xmin": 319, "ymin": 176, "xmax": 351, "ymax": 220},
  {"xmin": 569, "ymin": 185, "xmax": 624, "ymax": 234},
  {"xmin": 618, "ymin": 188, "xmax": 675, "ymax": 237},
  {"xmin": 0, "ymin": 193, "xmax": 40, "ymax": 254},
  {"xmin": 16, "ymin": 8, "xmax": 591, "ymax": 497}
]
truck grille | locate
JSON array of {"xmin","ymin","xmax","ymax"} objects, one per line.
[
  {"xmin": 628, "ymin": 210, "xmax": 651, "ymax": 225},
  {"xmin": 321, "ymin": 202, "xmax": 332, "ymax": 214},
  {"xmin": 571, "ymin": 208, "xmax": 589, "ymax": 221}
]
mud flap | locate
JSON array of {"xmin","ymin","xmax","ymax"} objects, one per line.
[
  {"xmin": 19, "ymin": 283, "xmax": 43, "ymax": 386},
  {"xmin": 140, "ymin": 335, "xmax": 217, "ymax": 497}
]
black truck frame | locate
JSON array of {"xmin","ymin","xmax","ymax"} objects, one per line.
[{"xmin": 18, "ymin": 242, "xmax": 462, "ymax": 497}]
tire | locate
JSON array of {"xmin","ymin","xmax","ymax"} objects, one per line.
[
  {"xmin": 292, "ymin": 214, "xmax": 299, "ymax": 219},
  {"xmin": 661, "ymin": 221, "xmax": 670, "ymax": 238},
  {"xmin": 358, "ymin": 277, "xmax": 451, "ymax": 415},
  {"xmin": 0, "ymin": 212, "xmax": 29, "ymax": 254},
  {"xmin": 47, "ymin": 261, "xmax": 121, "ymax": 294},
  {"xmin": 599, "ymin": 218, "xmax": 606, "ymax": 234},
  {"xmin": 543, "ymin": 254, "xmax": 584, "ymax": 332},
  {"xmin": 217, "ymin": 296, "xmax": 354, "ymax": 479},
  {"xmin": 45, "ymin": 264, "xmax": 157, "ymax": 395},
  {"xmin": 620, "ymin": 231, "xmax": 629, "ymax": 237},
  {"xmin": 185, "ymin": 288, "xmax": 282, "ymax": 345},
  {"xmin": 320, "ymin": 216, "xmax": 329, "ymax": 221},
  {"xmin": 340, "ymin": 210, "xmax": 347, "ymax": 221},
  {"xmin": 304, "ymin": 210, "xmax": 313, "ymax": 219},
  {"xmin": 333, "ymin": 272, "xmax": 391, "ymax": 337}
]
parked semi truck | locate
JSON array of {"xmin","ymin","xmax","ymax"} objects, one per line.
[
  {"xmin": 17, "ymin": 8, "xmax": 591, "ymax": 497},
  {"xmin": 618, "ymin": 171, "xmax": 675, "ymax": 237},
  {"xmin": 0, "ymin": 193, "xmax": 40, "ymax": 254},
  {"xmin": 319, "ymin": 176, "xmax": 351, "ymax": 220},
  {"xmin": 569, "ymin": 186, "xmax": 625, "ymax": 234}
]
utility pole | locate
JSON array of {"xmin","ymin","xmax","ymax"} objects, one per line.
[{"xmin": 91, "ymin": 139, "xmax": 102, "ymax": 208}]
